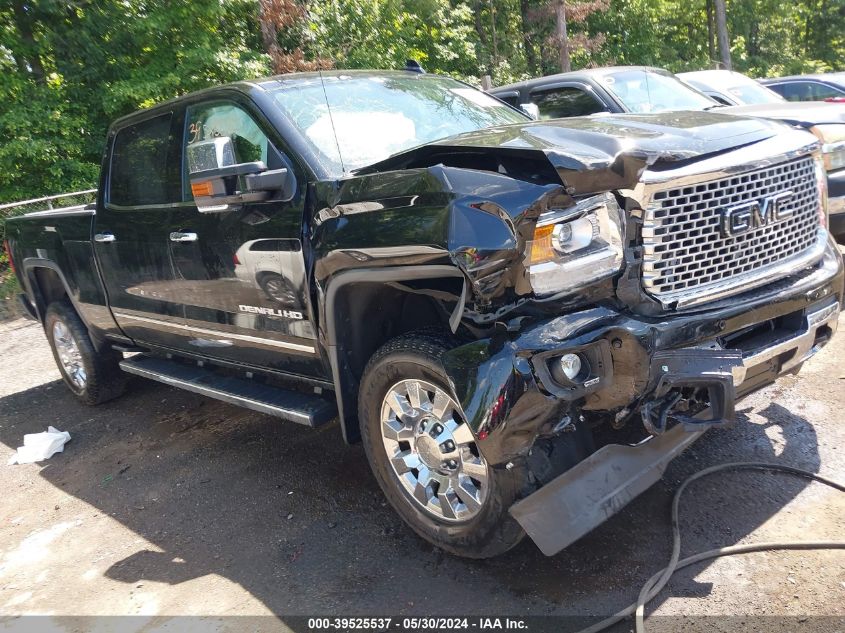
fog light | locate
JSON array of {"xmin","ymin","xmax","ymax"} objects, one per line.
[{"xmin": 559, "ymin": 354, "xmax": 582, "ymax": 380}]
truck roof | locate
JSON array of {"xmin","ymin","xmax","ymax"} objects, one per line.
[{"xmin": 491, "ymin": 66, "xmax": 672, "ymax": 93}]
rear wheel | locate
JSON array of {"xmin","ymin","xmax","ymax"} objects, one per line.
[
  {"xmin": 258, "ymin": 272, "xmax": 297, "ymax": 306},
  {"xmin": 359, "ymin": 332, "xmax": 529, "ymax": 558},
  {"xmin": 44, "ymin": 301, "xmax": 126, "ymax": 405}
]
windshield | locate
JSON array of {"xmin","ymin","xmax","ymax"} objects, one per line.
[
  {"xmin": 599, "ymin": 69, "xmax": 716, "ymax": 113},
  {"xmin": 723, "ymin": 75, "xmax": 784, "ymax": 104},
  {"xmin": 270, "ymin": 74, "xmax": 528, "ymax": 174}
]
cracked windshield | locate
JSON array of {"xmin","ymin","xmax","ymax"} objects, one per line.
[{"xmin": 271, "ymin": 73, "xmax": 527, "ymax": 173}]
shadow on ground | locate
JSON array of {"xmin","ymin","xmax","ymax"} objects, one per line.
[{"xmin": 0, "ymin": 373, "xmax": 821, "ymax": 624}]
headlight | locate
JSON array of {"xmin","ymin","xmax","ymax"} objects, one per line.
[
  {"xmin": 810, "ymin": 124, "xmax": 845, "ymax": 171},
  {"xmin": 526, "ymin": 192, "xmax": 623, "ymax": 296}
]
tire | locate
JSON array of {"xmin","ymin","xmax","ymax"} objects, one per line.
[
  {"xmin": 44, "ymin": 301, "xmax": 126, "ymax": 405},
  {"xmin": 359, "ymin": 332, "xmax": 529, "ymax": 558},
  {"xmin": 257, "ymin": 272, "xmax": 298, "ymax": 306}
]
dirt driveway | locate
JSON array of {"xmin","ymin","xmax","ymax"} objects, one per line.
[{"xmin": 0, "ymin": 311, "xmax": 843, "ymax": 631}]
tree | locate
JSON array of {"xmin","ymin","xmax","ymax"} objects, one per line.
[
  {"xmin": 714, "ymin": 0, "xmax": 731, "ymax": 69},
  {"xmin": 524, "ymin": 0, "xmax": 608, "ymax": 73},
  {"xmin": 258, "ymin": 0, "xmax": 331, "ymax": 73},
  {"xmin": 556, "ymin": 1, "xmax": 571, "ymax": 72}
]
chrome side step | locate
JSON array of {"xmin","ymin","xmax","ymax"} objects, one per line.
[{"xmin": 119, "ymin": 356, "xmax": 336, "ymax": 427}]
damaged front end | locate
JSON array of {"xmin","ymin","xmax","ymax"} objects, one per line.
[
  {"xmin": 441, "ymin": 266, "xmax": 840, "ymax": 554},
  {"xmin": 324, "ymin": 110, "xmax": 843, "ymax": 555},
  {"xmin": 430, "ymin": 122, "xmax": 845, "ymax": 556}
]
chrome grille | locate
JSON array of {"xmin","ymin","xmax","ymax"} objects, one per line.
[{"xmin": 642, "ymin": 156, "xmax": 821, "ymax": 303}]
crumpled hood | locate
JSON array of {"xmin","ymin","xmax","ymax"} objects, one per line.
[
  {"xmin": 724, "ymin": 101, "xmax": 845, "ymax": 127},
  {"xmin": 358, "ymin": 110, "xmax": 786, "ymax": 194}
]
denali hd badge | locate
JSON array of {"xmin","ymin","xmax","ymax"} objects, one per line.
[
  {"xmin": 720, "ymin": 190, "xmax": 794, "ymax": 237},
  {"xmin": 238, "ymin": 304, "xmax": 304, "ymax": 320}
]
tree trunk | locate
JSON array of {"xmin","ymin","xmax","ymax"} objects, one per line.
[
  {"xmin": 713, "ymin": 0, "xmax": 731, "ymax": 70},
  {"xmin": 489, "ymin": 0, "xmax": 498, "ymax": 70},
  {"xmin": 257, "ymin": 0, "xmax": 281, "ymax": 66},
  {"xmin": 11, "ymin": 0, "xmax": 46, "ymax": 82},
  {"xmin": 473, "ymin": 1, "xmax": 492, "ymax": 76},
  {"xmin": 706, "ymin": 0, "xmax": 716, "ymax": 65},
  {"xmin": 556, "ymin": 0, "xmax": 571, "ymax": 73},
  {"xmin": 519, "ymin": 0, "xmax": 538, "ymax": 75}
]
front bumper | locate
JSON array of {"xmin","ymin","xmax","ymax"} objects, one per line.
[{"xmin": 441, "ymin": 237, "xmax": 843, "ymax": 555}]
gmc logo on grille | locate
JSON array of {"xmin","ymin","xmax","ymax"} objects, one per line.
[{"xmin": 720, "ymin": 190, "xmax": 794, "ymax": 237}]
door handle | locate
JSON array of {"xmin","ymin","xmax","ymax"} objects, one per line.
[
  {"xmin": 169, "ymin": 231, "xmax": 198, "ymax": 243},
  {"xmin": 94, "ymin": 232, "xmax": 116, "ymax": 243}
]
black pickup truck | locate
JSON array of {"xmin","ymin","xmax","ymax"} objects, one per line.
[{"xmin": 5, "ymin": 70, "xmax": 843, "ymax": 558}]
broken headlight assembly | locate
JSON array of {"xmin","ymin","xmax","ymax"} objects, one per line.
[
  {"xmin": 526, "ymin": 192, "xmax": 624, "ymax": 296},
  {"xmin": 810, "ymin": 123, "xmax": 845, "ymax": 172}
]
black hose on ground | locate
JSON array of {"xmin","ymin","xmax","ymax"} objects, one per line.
[{"xmin": 576, "ymin": 462, "xmax": 845, "ymax": 633}]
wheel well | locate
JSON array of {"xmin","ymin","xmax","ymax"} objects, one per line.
[
  {"xmin": 29, "ymin": 266, "xmax": 69, "ymax": 320},
  {"xmin": 256, "ymin": 270, "xmax": 282, "ymax": 283},
  {"xmin": 328, "ymin": 274, "xmax": 463, "ymax": 443}
]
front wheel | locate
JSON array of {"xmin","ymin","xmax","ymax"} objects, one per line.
[
  {"xmin": 44, "ymin": 301, "xmax": 126, "ymax": 405},
  {"xmin": 359, "ymin": 332, "xmax": 528, "ymax": 558}
]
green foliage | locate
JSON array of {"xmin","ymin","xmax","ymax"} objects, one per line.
[
  {"xmin": 0, "ymin": 0, "xmax": 271, "ymax": 208},
  {"xmin": 1, "ymin": 0, "xmax": 845, "ymax": 219}
]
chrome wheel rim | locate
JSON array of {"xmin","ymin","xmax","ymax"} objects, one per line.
[
  {"xmin": 53, "ymin": 321, "xmax": 86, "ymax": 389},
  {"xmin": 380, "ymin": 379, "xmax": 489, "ymax": 522},
  {"xmin": 263, "ymin": 276, "xmax": 296, "ymax": 304}
]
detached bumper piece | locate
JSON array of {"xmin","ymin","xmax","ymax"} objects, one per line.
[
  {"xmin": 510, "ymin": 299, "xmax": 840, "ymax": 557},
  {"xmin": 510, "ymin": 423, "xmax": 703, "ymax": 556}
]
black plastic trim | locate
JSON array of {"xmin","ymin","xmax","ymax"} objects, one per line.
[{"xmin": 323, "ymin": 265, "xmax": 467, "ymax": 443}]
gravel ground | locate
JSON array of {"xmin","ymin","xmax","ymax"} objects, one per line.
[{"xmin": 0, "ymin": 307, "xmax": 843, "ymax": 632}]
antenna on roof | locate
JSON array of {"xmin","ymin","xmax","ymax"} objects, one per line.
[
  {"xmin": 403, "ymin": 60, "xmax": 425, "ymax": 74},
  {"xmin": 318, "ymin": 70, "xmax": 346, "ymax": 174}
]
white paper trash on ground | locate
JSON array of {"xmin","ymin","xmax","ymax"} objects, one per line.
[{"xmin": 7, "ymin": 426, "xmax": 71, "ymax": 465}]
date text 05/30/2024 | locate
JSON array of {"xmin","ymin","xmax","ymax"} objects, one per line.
[{"xmin": 307, "ymin": 618, "xmax": 528, "ymax": 630}]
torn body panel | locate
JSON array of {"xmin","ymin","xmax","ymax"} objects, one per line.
[
  {"xmin": 440, "ymin": 244, "xmax": 842, "ymax": 468},
  {"xmin": 315, "ymin": 114, "xmax": 816, "ymax": 326},
  {"xmin": 357, "ymin": 111, "xmax": 786, "ymax": 194},
  {"xmin": 312, "ymin": 163, "xmax": 575, "ymax": 320}
]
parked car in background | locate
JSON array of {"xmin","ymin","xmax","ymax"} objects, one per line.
[
  {"xmin": 760, "ymin": 73, "xmax": 845, "ymax": 103},
  {"xmin": 490, "ymin": 66, "xmax": 717, "ymax": 119},
  {"xmin": 491, "ymin": 66, "xmax": 845, "ymax": 241},
  {"xmin": 233, "ymin": 238, "xmax": 304, "ymax": 306},
  {"xmin": 678, "ymin": 69, "xmax": 785, "ymax": 106}
]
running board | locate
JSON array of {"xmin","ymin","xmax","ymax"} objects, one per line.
[{"xmin": 119, "ymin": 356, "xmax": 336, "ymax": 427}]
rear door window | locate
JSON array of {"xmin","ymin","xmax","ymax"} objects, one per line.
[
  {"xmin": 530, "ymin": 86, "xmax": 607, "ymax": 119},
  {"xmin": 109, "ymin": 113, "xmax": 175, "ymax": 206},
  {"xmin": 769, "ymin": 81, "xmax": 844, "ymax": 101},
  {"xmin": 808, "ymin": 82, "xmax": 845, "ymax": 100}
]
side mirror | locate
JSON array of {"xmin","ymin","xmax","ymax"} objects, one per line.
[
  {"xmin": 187, "ymin": 137, "xmax": 296, "ymax": 213},
  {"xmin": 519, "ymin": 103, "xmax": 540, "ymax": 120}
]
